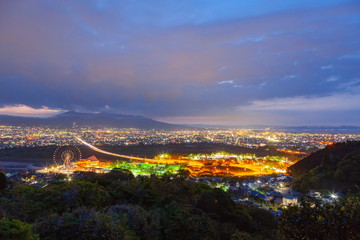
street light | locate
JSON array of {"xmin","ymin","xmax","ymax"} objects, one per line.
[{"xmin": 330, "ymin": 193, "xmax": 338, "ymax": 199}]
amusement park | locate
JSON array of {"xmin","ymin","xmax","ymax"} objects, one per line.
[{"xmin": 39, "ymin": 137, "xmax": 294, "ymax": 177}]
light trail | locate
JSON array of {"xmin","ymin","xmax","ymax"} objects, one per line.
[
  {"xmin": 75, "ymin": 137, "xmax": 289, "ymax": 177},
  {"xmin": 76, "ymin": 137, "xmax": 152, "ymax": 161},
  {"xmin": 76, "ymin": 137, "xmax": 210, "ymax": 166}
]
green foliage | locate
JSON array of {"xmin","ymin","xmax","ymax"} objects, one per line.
[
  {"xmin": 158, "ymin": 202, "xmax": 223, "ymax": 240},
  {"xmin": 0, "ymin": 218, "xmax": 38, "ymax": 240},
  {"xmin": 0, "ymin": 174, "xmax": 279, "ymax": 239},
  {"xmin": 279, "ymin": 196, "xmax": 360, "ymax": 240},
  {"xmin": 108, "ymin": 204, "xmax": 162, "ymax": 240},
  {"xmin": 4, "ymin": 171, "xmax": 358, "ymax": 240},
  {"xmin": 111, "ymin": 161, "xmax": 182, "ymax": 176},
  {"xmin": 0, "ymin": 180, "xmax": 110, "ymax": 222},
  {"xmin": 196, "ymin": 188, "xmax": 235, "ymax": 216},
  {"xmin": 35, "ymin": 207, "xmax": 139, "ymax": 240},
  {"xmin": 289, "ymin": 141, "xmax": 360, "ymax": 193},
  {"xmin": 231, "ymin": 230, "xmax": 253, "ymax": 240},
  {"xmin": 177, "ymin": 168, "xmax": 190, "ymax": 177}
]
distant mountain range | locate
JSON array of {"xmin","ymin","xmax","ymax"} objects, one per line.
[
  {"xmin": 1, "ymin": 111, "xmax": 359, "ymax": 132},
  {"xmin": 0, "ymin": 111, "xmax": 193, "ymax": 130}
]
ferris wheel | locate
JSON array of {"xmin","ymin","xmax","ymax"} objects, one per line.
[{"xmin": 53, "ymin": 146, "xmax": 81, "ymax": 167}]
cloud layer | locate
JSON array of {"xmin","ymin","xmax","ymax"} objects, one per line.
[
  {"xmin": 0, "ymin": 105, "xmax": 64, "ymax": 117},
  {"xmin": 0, "ymin": 0, "xmax": 359, "ymax": 125},
  {"xmin": 236, "ymin": 93, "xmax": 360, "ymax": 111}
]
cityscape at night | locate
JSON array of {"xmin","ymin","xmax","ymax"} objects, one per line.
[
  {"xmin": 2, "ymin": 125, "xmax": 360, "ymax": 150},
  {"xmin": 0, "ymin": 0, "xmax": 359, "ymax": 239}
]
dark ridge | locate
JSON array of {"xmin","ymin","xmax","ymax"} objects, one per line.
[
  {"xmin": 0, "ymin": 111, "xmax": 195, "ymax": 130},
  {"xmin": 288, "ymin": 141, "xmax": 360, "ymax": 193}
]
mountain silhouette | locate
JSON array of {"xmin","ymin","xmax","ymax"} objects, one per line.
[{"xmin": 0, "ymin": 111, "xmax": 194, "ymax": 130}]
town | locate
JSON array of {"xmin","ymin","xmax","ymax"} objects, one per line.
[
  {"xmin": 1, "ymin": 125, "xmax": 360, "ymax": 152},
  {"xmin": 2, "ymin": 143, "xmax": 339, "ymax": 219},
  {"xmin": 0, "ymin": 125, "xmax": 353, "ymax": 224}
]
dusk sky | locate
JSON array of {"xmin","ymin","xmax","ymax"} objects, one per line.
[{"xmin": 0, "ymin": 0, "xmax": 360, "ymax": 126}]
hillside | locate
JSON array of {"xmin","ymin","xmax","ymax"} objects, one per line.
[
  {"xmin": 0, "ymin": 172, "xmax": 277, "ymax": 240},
  {"xmin": 288, "ymin": 141, "xmax": 360, "ymax": 193},
  {"xmin": 0, "ymin": 111, "xmax": 193, "ymax": 130}
]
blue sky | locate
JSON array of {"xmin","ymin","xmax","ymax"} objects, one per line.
[{"xmin": 0, "ymin": 0, "xmax": 359, "ymax": 126}]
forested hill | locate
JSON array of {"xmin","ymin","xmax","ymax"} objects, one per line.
[{"xmin": 288, "ymin": 141, "xmax": 360, "ymax": 193}]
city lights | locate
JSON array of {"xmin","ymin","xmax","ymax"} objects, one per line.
[{"xmin": 1, "ymin": 126, "xmax": 359, "ymax": 151}]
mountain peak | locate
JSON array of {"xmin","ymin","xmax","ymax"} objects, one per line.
[
  {"xmin": 55, "ymin": 111, "xmax": 146, "ymax": 120},
  {"xmin": 0, "ymin": 111, "xmax": 194, "ymax": 130}
]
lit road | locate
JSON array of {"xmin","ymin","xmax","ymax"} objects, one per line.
[
  {"xmin": 76, "ymin": 137, "xmax": 154, "ymax": 161},
  {"xmin": 76, "ymin": 137, "xmax": 286, "ymax": 176}
]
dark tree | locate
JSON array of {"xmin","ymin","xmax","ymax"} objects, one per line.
[
  {"xmin": 0, "ymin": 171, "xmax": 7, "ymax": 190},
  {"xmin": 279, "ymin": 196, "xmax": 360, "ymax": 240},
  {"xmin": 0, "ymin": 218, "xmax": 38, "ymax": 240}
]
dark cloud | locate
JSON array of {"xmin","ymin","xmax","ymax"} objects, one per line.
[{"xmin": 0, "ymin": 0, "xmax": 359, "ymax": 125}]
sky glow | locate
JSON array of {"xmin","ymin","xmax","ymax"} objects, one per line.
[{"xmin": 0, "ymin": 0, "xmax": 359, "ymax": 125}]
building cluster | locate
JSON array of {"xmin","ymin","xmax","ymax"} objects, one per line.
[
  {"xmin": 189, "ymin": 174, "xmax": 340, "ymax": 217},
  {"xmin": 1, "ymin": 125, "xmax": 360, "ymax": 152},
  {"xmin": 190, "ymin": 174, "xmax": 300, "ymax": 216},
  {"xmin": 235, "ymin": 175, "xmax": 301, "ymax": 214},
  {"xmin": 5, "ymin": 170, "xmax": 64, "ymax": 188}
]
